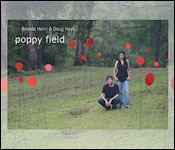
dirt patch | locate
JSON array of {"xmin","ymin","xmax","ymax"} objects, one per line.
[
  {"xmin": 68, "ymin": 106, "xmax": 89, "ymax": 118},
  {"xmin": 68, "ymin": 101, "xmax": 96, "ymax": 118},
  {"xmin": 130, "ymin": 86, "xmax": 168, "ymax": 97},
  {"xmin": 130, "ymin": 89, "xmax": 153, "ymax": 96}
]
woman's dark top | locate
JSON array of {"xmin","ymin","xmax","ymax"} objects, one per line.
[{"xmin": 116, "ymin": 59, "xmax": 128, "ymax": 82}]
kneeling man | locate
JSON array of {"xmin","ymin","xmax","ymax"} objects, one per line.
[{"xmin": 98, "ymin": 76, "xmax": 120, "ymax": 111}]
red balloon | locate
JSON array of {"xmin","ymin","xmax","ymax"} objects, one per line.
[
  {"xmin": 126, "ymin": 43, "xmax": 131, "ymax": 49},
  {"xmin": 28, "ymin": 76, "xmax": 37, "ymax": 86},
  {"xmin": 97, "ymin": 52, "xmax": 102, "ymax": 56},
  {"xmin": 81, "ymin": 55, "xmax": 86, "ymax": 61},
  {"xmin": 137, "ymin": 57, "xmax": 145, "ymax": 66},
  {"xmin": 69, "ymin": 40, "xmax": 76, "ymax": 48},
  {"xmin": 86, "ymin": 38, "xmax": 94, "ymax": 47},
  {"xmin": 45, "ymin": 64, "xmax": 52, "ymax": 72},
  {"xmin": 16, "ymin": 62, "xmax": 23, "ymax": 70},
  {"xmin": 101, "ymin": 58, "xmax": 104, "ymax": 61},
  {"xmin": 1, "ymin": 78, "xmax": 8, "ymax": 92},
  {"xmin": 154, "ymin": 61, "xmax": 159, "ymax": 67},
  {"xmin": 168, "ymin": 51, "xmax": 171, "ymax": 60},
  {"xmin": 145, "ymin": 73, "xmax": 155, "ymax": 86},
  {"xmin": 19, "ymin": 74, "xmax": 23, "ymax": 83}
]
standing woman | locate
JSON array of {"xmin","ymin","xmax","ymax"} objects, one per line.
[{"xmin": 113, "ymin": 51, "xmax": 130, "ymax": 108}]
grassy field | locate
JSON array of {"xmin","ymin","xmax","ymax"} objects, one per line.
[{"xmin": 8, "ymin": 66, "xmax": 168, "ymax": 129}]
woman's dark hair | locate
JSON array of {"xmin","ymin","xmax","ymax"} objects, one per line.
[{"xmin": 118, "ymin": 50, "xmax": 128, "ymax": 68}]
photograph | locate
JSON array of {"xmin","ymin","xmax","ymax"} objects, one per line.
[{"xmin": 8, "ymin": 20, "xmax": 168, "ymax": 129}]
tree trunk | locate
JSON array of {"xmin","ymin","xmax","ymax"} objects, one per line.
[
  {"xmin": 155, "ymin": 20, "xmax": 162, "ymax": 62},
  {"xmin": 72, "ymin": 2, "xmax": 94, "ymax": 66},
  {"xmin": 72, "ymin": 2, "xmax": 84, "ymax": 66},
  {"xmin": 73, "ymin": 31, "xmax": 84, "ymax": 66},
  {"xmin": 28, "ymin": 20, "xmax": 39, "ymax": 70}
]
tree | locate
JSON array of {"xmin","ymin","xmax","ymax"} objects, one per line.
[
  {"xmin": 155, "ymin": 20, "xmax": 162, "ymax": 62},
  {"xmin": 72, "ymin": 2, "xmax": 95, "ymax": 66},
  {"xmin": 28, "ymin": 20, "xmax": 40, "ymax": 69},
  {"xmin": 74, "ymin": 25, "xmax": 84, "ymax": 66}
]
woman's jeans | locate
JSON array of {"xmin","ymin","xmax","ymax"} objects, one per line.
[{"xmin": 116, "ymin": 80, "xmax": 130, "ymax": 107}]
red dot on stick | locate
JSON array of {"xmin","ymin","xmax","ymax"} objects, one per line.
[
  {"xmin": 69, "ymin": 40, "xmax": 76, "ymax": 48},
  {"xmin": 101, "ymin": 58, "xmax": 104, "ymax": 61},
  {"xmin": 147, "ymin": 48, "xmax": 150, "ymax": 54},
  {"xmin": 45, "ymin": 64, "xmax": 52, "ymax": 72},
  {"xmin": 28, "ymin": 76, "xmax": 37, "ymax": 86},
  {"xmin": 1, "ymin": 78, "xmax": 8, "ymax": 92},
  {"xmin": 154, "ymin": 61, "xmax": 159, "ymax": 67},
  {"xmin": 126, "ymin": 43, "xmax": 131, "ymax": 49},
  {"xmin": 137, "ymin": 57, "xmax": 145, "ymax": 66},
  {"xmin": 97, "ymin": 52, "xmax": 102, "ymax": 56},
  {"xmin": 16, "ymin": 62, "xmax": 23, "ymax": 70},
  {"xmin": 19, "ymin": 75, "xmax": 23, "ymax": 83},
  {"xmin": 81, "ymin": 55, "xmax": 86, "ymax": 61},
  {"xmin": 168, "ymin": 51, "xmax": 171, "ymax": 60},
  {"xmin": 86, "ymin": 38, "xmax": 94, "ymax": 47},
  {"xmin": 145, "ymin": 73, "xmax": 155, "ymax": 86}
]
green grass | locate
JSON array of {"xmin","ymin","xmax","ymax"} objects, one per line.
[{"xmin": 8, "ymin": 66, "xmax": 168, "ymax": 129}]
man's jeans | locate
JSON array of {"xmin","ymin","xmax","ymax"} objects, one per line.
[
  {"xmin": 116, "ymin": 80, "xmax": 130, "ymax": 108},
  {"xmin": 98, "ymin": 97, "xmax": 120, "ymax": 110}
]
